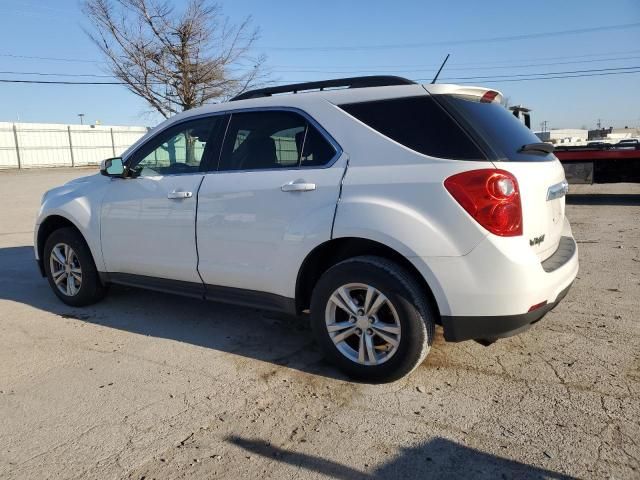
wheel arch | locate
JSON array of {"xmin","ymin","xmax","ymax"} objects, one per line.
[
  {"xmin": 36, "ymin": 215, "xmax": 85, "ymax": 276},
  {"xmin": 295, "ymin": 237, "xmax": 443, "ymax": 321}
]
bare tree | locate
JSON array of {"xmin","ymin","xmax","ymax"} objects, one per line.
[{"xmin": 84, "ymin": 0, "xmax": 267, "ymax": 118}]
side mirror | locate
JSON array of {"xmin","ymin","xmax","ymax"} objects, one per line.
[{"xmin": 100, "ymin": 157, "xmax": 126, "ymax": 177}]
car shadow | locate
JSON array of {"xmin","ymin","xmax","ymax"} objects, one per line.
[
  {"xmin": 0, "ymin": 245, "xmax": 353, "ymax": 380},
  {"xmin": 566, "ymin": 193, "xmax": 640, "ymax": 206},
  {"xmin": 227, "ymin": 435, "xmax": 577, "ymax": 479}
]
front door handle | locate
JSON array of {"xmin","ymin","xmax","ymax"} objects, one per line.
[
  {"xmin": 167, "ymin": 190, "xmax": 193, "ymax": 199},
  {"xmin": 281, "ymin": 181, "xmax": 316, "ymax": 192}
]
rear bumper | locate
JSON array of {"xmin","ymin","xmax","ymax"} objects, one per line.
[
  {"xmin": 441, "ymin": 281, "xmax": 573, "ymax": 342},
  {"xmin": 409, "ymin": 217, "xmax": 579, "ymax": 340}
]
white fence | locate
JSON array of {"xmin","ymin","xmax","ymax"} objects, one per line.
[{"xmin": 0, "ymin": 122, "xmax": 148, "ymax": 169}]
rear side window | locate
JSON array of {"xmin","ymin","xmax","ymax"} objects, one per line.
[
  {"xmin": 299, "ymin": 125, "xmax": 337, "ymax": 167},
  {"xmin": 218, "ymin": 110, "xmax": 336, "ymax": 171},
  {"xmin": 338, "ymin": 96, "xmax": 485, "ymax": 160},
  {"xmin": 437, "ymin": 95, "xmax": 554, "ymax": 162}
]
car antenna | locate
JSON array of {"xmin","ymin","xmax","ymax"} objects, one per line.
[{"xmin": 431, "ymin": 54, "xmax": 450, "ymax": 84}]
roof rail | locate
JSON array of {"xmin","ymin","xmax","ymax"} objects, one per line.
[{"xmin": 230, "ymin": 76, "xmax": 416, "ymax": 101}]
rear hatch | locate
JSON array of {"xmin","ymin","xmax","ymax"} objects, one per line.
[{"xmin": 428, "ymin": 85, "xmax": 567, "ymax": 260}]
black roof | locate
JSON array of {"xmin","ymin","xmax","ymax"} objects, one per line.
[{"xmin": 230, "ymin": 76, "xmax": 416, "ymax": 101}]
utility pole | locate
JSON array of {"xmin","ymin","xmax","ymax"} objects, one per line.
[
  {"xmin": 78, "ymin": 113, "xmax": 85, "ymax": 125},
  {"xmin": 540, "ymin": 120, "xmax": 548, "ymax": 133},
  {"xmin": 597, "ymin": 118, "xmax": 602, "ymax": 129}
]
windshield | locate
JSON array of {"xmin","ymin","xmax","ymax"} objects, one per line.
[{"xmin": 436, "ymin": 95, "xmax": 555, "ymax": 162}]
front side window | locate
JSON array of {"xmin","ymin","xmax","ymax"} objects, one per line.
[
  {"xmin": 218, "ymin": 110, "xmax": 336, "ymax": 171},
  {"xmin": 130, "ymin": 117, "xmax": 223, "ymax": 176}
]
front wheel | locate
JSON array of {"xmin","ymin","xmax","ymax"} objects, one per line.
[
  {"xmin": 43, "ymin": 227, "xmax": 107, "ymax": 307},
  {"xmin": 310, "ymin": 256, "xmax": 435, "ymax": 383}
]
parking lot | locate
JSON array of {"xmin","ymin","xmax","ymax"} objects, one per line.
[{"xmin": 0, "ymin": 167, "xmax": 638, "ymax": 479}]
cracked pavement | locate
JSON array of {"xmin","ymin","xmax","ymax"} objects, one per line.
[{"xmin": 0, "ymin": 168, "xmax": 638, "ymax": 479}]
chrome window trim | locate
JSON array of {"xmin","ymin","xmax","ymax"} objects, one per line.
[{"xmin": 123, "ymin": 106, "xmax": 343, "ymax": 176}]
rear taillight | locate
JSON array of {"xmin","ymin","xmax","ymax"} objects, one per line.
[{"xmin": 444, "ymin": 169, "xmax": 523, "ymax": 237}]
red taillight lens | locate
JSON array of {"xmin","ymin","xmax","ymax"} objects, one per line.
[{"xmin": 444, "ymin": 169, "xmax": 523, "ymax": 236}]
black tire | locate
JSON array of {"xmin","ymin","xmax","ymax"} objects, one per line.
[
  {"xmin": 43, "ymin": 227, "xmax": 107, "ymax": 307},
  {"xmin": 310, "ymin": 255, "xmax": 435, "ymax": 383}
]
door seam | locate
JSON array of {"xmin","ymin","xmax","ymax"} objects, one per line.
[
  {"xmin": 194, "ymin": 174, "xmax": 207, "ymax": 298},
  {"xmin": 330, "ymin": 154, "xmax": 350, "ymax": 239}
]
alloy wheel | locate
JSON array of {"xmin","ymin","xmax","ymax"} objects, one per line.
[
  {"xmin": 324, "ymin": 283, "xmax": 401, "ymax": 366},
  {"xmin": 49, "ymin": 243, "xmax": 82, "ymax": 296}
]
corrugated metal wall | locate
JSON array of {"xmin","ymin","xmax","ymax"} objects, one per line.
[{"xmin": 0, "ymin": 122, "xmax": 148, "ymax": 169}]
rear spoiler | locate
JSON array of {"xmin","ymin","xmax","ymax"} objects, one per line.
[{"xmin": 422, "ymin": 84, "xmax": 504, "ymax": 104}]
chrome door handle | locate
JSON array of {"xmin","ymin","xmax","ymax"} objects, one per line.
[
  {"xmin": 167, "ymin": 190, "xmax": 193, "ymax": 199},
  {"xmin": 281, "ymin": 181, "xmax": 316, "ymax": 192}
]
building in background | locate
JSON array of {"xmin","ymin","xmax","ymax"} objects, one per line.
[
  {"xmin": 588, "ymin": 126, "xmax": 640, "ymax": 141},
  {"xmin": 535, "ymin": 129, "xmax": 589, "ymax": 145}
]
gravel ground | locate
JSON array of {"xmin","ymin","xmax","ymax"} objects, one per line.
[{"xmin": 0, "ymin": 167, "xmax": 638, "ymax": 479}]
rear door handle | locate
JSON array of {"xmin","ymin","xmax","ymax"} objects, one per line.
[
  {"xmin": 167, "ymin": 190, "xmax": 193, "ymax": 199},
  {"xmin": 281, "ymin": 181, "xmax": 316, "ymax": 192}
]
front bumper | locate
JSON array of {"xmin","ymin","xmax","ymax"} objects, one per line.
[{"xmin": 441, "ymin": 281, "xmax": 573, "ymax": 342}]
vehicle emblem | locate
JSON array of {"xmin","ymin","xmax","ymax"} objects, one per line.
[{"xmin": 530, "ymin": 235, "xmax": 545, "ymax": 247}]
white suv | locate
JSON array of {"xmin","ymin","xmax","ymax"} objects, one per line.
[{"xmin": 35, "ymin": 76, "xmax": 578, "ymax": 382}]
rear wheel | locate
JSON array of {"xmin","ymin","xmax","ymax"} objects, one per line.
[
  {"xmin": 43, "ymin": 228, "xmax": 107, "ymax": 306},
  {"xmin": 310, "ymin": 256, "xmax": 435, "ymax": 382}
]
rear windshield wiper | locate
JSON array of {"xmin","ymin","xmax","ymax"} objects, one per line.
[{"xmin": 517, "ymin": 142, "xmax": 554, "ymax": 156}]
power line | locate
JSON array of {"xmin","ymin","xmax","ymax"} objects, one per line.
[
  {"xmin": 434, "ymin": 49, "xmax": 640, "ymax": 66},
  {"xmin": 262, "ymin": 49, "xmax": 640, "ymax": 69},
  {"xmin": 435, "ymin": 69, "xmax": 640, "ymax": 84},
  {"xmin": 0, "ymin": 0, "xmax": 75, "ymax": 16},
  {"xmin": 3, "ymin": 47, "xmax": 640, "ymax": 70},
  {"xmin": 0, "ymin": 70, "xmax": 114, "ymax": 78},
  {"xmin": 263, "ymin": 69, "xmax": 640, "ymax": 86},
  {"xmin": 0, "ymin": 79, "xmax": 125, "ymax": 85},
  {"xmin": 4, "ymin": 56, "xmax": 640, "ymax": 80},
  {"xmin": 439, "ymin": 65, "xmax": 640, "ymax": 81},
  {"xmin": 1, "ymin": 23, "xmax": 637, "ymax": 65},
  {"xmin": 5, "ymin": 67, "xmax": 640, "ymax": 85},
  {"xmin": 438, "ymin": 55, "xmax": 640, "ymax": 71},
  {"xmin": 260, "ymin": 56, "xmax": 640, "ymax": 74},
  {"xmin": 0, "ymin": 53, "xmax": 100, "ymax": 63},
  {"xmin": 260, "ymin": 22, "xmax": 640, "ymax": 51},
  {"xmin": 0, "ymin": 6, "xmax": 73, "ymax": 20}
]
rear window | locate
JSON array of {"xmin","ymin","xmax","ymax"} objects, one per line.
[
  {"xmin": 338, "ymin": 96, "xmax": 485, "ymax": 160},
  {"xmin": 436, "ymin": 95, "xmax": 554, "ymax": 162}
]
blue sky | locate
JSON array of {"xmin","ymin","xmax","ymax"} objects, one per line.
[{"xmin": 0, "ymin": 0, "xmax": 638, "ymax": 129}]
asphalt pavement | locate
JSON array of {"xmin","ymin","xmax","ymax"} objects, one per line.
[{"xmin": 0, "ymin": 168, "xmax": 638, "ymax": 479}]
